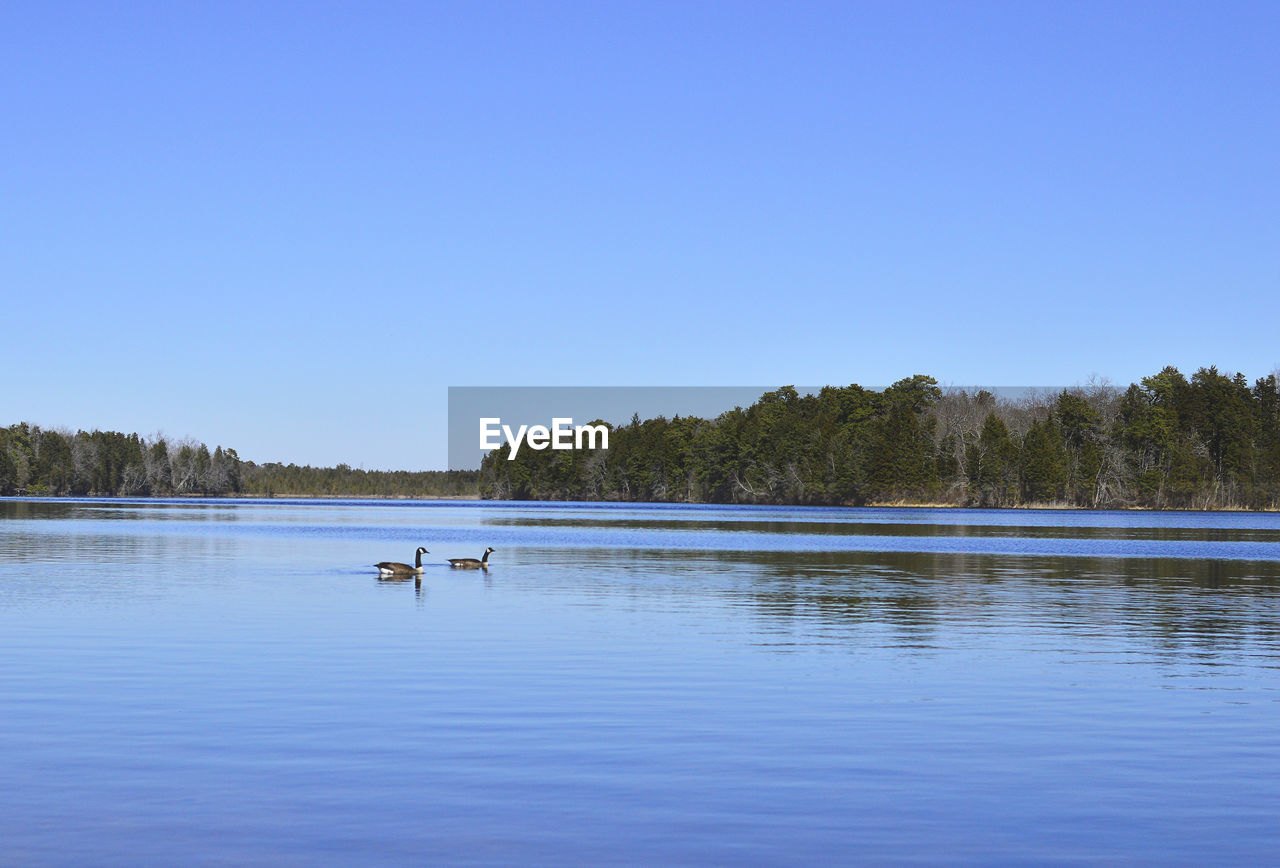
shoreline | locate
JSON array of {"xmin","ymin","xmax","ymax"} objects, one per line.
[
  {"xmin": 4, "ymin": 493, "xmax": 1277, "ymax": 513},
  {"xmin": 3, "ymin": 492, "xmax": 481, "ymax": 501}
]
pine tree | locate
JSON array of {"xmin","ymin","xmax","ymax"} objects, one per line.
[{"xmin": 1021, "ymin": 419, "xmax": 1068, "ymax": 503}]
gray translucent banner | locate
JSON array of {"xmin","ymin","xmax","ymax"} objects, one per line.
[
  {"xmin": 447, "ymin": 385, "xmax": 1050, "ymax": 470},
  {"xmin": 448, "ymin": 387, "xmax": 791, "ymax": 470}
]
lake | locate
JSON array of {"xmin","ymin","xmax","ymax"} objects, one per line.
[{"xmin": 2, "ymin": 498, "xmax": 1279, "ymax": 864}]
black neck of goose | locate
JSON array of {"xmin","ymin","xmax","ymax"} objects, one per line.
[
  {"xmin": 415, "ymin": 550, "xmax": 423, "ymax": 568},
  {"xmin": 481, "ymin": 550, "xmax": 490, "ymax": 563}
]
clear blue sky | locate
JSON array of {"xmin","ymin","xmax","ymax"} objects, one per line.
[{"xmin": 3, "ymin": 1, "xmax": 1277, "ymax": 469}]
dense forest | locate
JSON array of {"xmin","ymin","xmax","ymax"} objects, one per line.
[
  {"xmin": 7, "ymin": 365, "xmax": 1279, "ymax": 509},
  {"xmin": 479, "ymin": 366, "xmax": 1280, "ymax": 511},
  {"xmin": 0, "ymin": 424, "xmax": 477, "ymax": 498}
]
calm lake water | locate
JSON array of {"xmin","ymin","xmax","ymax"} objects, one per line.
[{"xmin": 2, "ymin": 498, "xmax": 1279, "ymax": 865}]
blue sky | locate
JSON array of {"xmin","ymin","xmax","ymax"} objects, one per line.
[{"xmin": 3, "ymin": 1, "xmax": 1277, "ymax": 469}]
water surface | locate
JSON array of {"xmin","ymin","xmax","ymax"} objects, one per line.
[{"xmin": 2, "ymin": 499, "xmax": 1279, "ymax": 864}]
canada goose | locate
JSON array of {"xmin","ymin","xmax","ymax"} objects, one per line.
[
  {"xmin": 375, "ymin": 547, "xmax": 429, "ymax": 575},
  {"xmin": 448, "ymin": 547, "xmax": 495, "ymax": 569}
]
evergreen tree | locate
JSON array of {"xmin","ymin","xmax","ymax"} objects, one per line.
[
  {"xmin": 1054, "ymin": 391, "xmax": 1103, "ymax": 505},
  {"xmin": 1021, "ymin": 418, "xmax": 1068, "ymax": 503},
  {"xmin": 968, "ymin": 413, "xmax": 1018, "ymax": 507}
]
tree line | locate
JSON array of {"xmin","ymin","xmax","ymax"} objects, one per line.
[
  {"xmin": 8, "ymin": 364, "xmax": 1278, "ymax": 509},
  {"xmin": 479, "ymin": 366, "xmax": 1280, "ymax": 511},
  {"xmin": 0, "ymin": 424, "xmax": 477, "ymax": 498}
]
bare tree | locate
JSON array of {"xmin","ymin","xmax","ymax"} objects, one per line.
[{"xmin": 70, "ymin": 433, "xmax": 98, "ymax": 494}]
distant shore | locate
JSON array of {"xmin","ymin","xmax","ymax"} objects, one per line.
[
  {"xmin": 863, "ymin": 500, "xmax": 1279, "ymax": 513},
  {"xmin": 3, "ymin": 492, "xmax": 481, "ymax": 501},
  {"xmin": 7, "ymin": 492, "xmax": 1279, "ymax": 513}
]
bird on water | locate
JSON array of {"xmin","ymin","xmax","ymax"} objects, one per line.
[
  {"xmin": 448, "ymin": 547, "xmax": 495, "ymax": 569},
  {"xmin": 375, "ymin": 547, "xmax": 429, "ymax": 575}
]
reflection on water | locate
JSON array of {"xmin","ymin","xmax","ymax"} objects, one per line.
[
  {"xmin": 8, "ymin": 498, "xmax": 1280, "ymax": 562},
  {"xmin": 487, "ymin": 513, "xmax": 1280, "ymax": 542},
  {"xmin": 2, "ymin": 497, "xmax": 1280, "ymax": 863}
]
